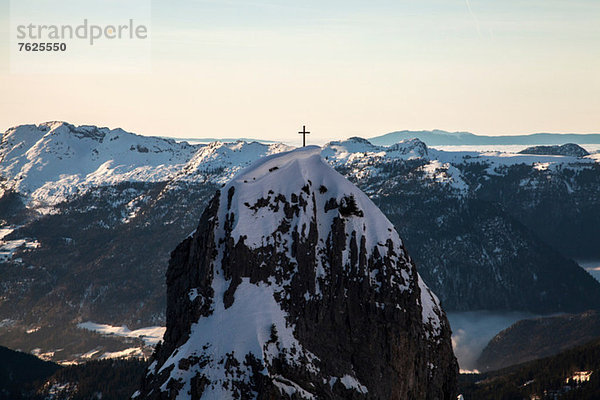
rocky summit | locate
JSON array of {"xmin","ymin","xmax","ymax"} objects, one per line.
[{"xmin": 138, "ymin": 146, "xmax": 457, "ymax": 399}]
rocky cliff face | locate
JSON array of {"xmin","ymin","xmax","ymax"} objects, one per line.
[{"xmin": 138, "ymin": 146, "xmax": 457, "ymax": 399}]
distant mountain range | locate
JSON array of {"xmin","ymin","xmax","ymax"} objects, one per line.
[
  {"xmin": 159, "ymin": 136, "xmax": 281, "ymax": 144},
  {"xmin": 370, "ymin": 130, "xmax": 600, "ymax": 146}
]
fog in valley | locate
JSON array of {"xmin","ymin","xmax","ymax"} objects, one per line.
[{"xmin": 447, "ymin": 311, "xmax": 538, "ymax": 371}]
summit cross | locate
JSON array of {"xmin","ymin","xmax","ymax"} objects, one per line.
[{"xmin": 298, "ymin": 125, "xmax": 310, "ymax": 147}]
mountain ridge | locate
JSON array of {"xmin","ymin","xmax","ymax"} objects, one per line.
[
  {"xmin": 370, "ymin": 129, "xmax": 600, "ymax": 146},
  {"xmin": 478, "ymin": 310, "xmax": 600, "ymax": 372}
]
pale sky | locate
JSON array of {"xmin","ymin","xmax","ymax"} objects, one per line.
[{"xmin": 1, "ymin": 0, "xmax": 599, "ymax": 143}]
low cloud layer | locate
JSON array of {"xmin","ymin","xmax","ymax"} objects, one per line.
[{"xmin": 447, "ymin": 311, "xmax": 537, "ymax": 371}]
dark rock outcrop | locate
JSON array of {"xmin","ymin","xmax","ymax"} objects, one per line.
[
  {"xmin": 518, "ymin": 143, "xmax": 590, "ymax": 157},
  {"xmin": 139, "ymin": 147, "xmax": 457, "ymax": 399}
]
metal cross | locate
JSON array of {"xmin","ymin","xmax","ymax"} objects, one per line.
[{"xmin": 298, "ymin": 125, "xmax": 310, "ymax": 147}]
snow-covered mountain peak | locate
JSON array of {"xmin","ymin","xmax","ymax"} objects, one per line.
[
  {"xmin": 215, "ymin": 145, "xmax": 447, "ymax": 343},
  {"xmin": 387, "ymin": 137, "xmax": 428, "ymax": 157},
  {"xmin": 322, "ymin": 137, "xmax": 380, "ymax": 156},
  {"xmin": 221, "ymin": 145, "xmax": 402, "ymax": 258},
  {"xmin": 228, "ymin": 145, "xmax": 321, "ymax": 184},
  {"xmin": 141, "ymin": 145, "xmax": 457, "ymax": 399},
  {"xmin": 180, "ymin": 140, "xmax": 292, "ymax": 184},
  {"xmin": 1, "ymin": 122, "xmax": 200, "ymax": 205},
  {"xmin": 322, "ymin": 137, "xmax": 429, "ymax": 167}
]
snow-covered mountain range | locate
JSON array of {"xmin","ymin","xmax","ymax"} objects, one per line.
[
  {"xmin": 0, "ymin": 122, "xmax": 291, "ymax": 207},
  {"xmin": 4, "ymin": 122, "xmax": 598, "ymax": 209},
  {"xmin": 2, "ymin": 122, "xmax": 600, "ymax": 363}
]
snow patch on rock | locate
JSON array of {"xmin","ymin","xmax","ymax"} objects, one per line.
[
  {"xmin": 159, "ymin": 277, "xmax": 320, "ymax": 398},
  {"xmin": 78, "ymin": 321, "xmax": 165, "ymax": 346}
]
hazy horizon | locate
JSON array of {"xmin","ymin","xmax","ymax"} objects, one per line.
[
  {"xmin": 1, "ymin": 0, "xmax": 599, "ymax": 141},
  {"xmin": 2, "ymin": 120, "xmax": 600, "ymax": 145},
  {"xmin": 3, "ymin": 120, "xmax": 600, "ymax": 149}
]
